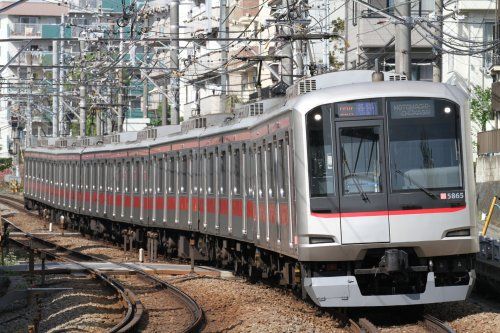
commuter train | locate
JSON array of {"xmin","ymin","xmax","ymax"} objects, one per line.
[{"xmin": 23, "ymin": 70, "xmax": 478, "ymax": 307}]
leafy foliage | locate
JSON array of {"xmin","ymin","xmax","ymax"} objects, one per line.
[
  {"xmin": 470, "ymin": 85, "xmax": 492, "ymax": 132},
  {"xmin": 0, "ymin": 158, "xmax": 12, "ymax": 172}
]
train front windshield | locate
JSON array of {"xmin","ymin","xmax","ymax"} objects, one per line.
[{"xmin": 307, "ymin": 98, "xmax": 463, "ymax": 209}]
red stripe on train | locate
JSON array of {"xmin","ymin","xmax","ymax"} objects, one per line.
[{"xmin": 311, "ymin": 206, "xmax": 466, "ymax": 218}]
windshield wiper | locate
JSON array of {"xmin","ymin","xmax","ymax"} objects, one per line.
[
  {"xmin": 395, "ymin": 169, "xmax": 437, "ymax": 200},
  {"xmin": 342, "ymin": 149, "xmax": 369, "ymax": 202}
]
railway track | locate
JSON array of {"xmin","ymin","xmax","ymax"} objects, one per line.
[
  {"xmin": 347, "ymin": 313, "xmax": 456, "ymax": 333},
  {"xmin": 1, "ymin": 216, "xmax": 204, "ymax": 333}
]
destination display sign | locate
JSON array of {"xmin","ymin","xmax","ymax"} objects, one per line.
[
  {"xmin": 336, "ymin": 101, "xmax": 379, "ymax": 117},
  {"xmin": 390, "ymin": 100, "xmax": 435, "ymax": 119}
]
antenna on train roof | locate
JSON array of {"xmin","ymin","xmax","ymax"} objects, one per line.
[{"xmin": 372, "ymin": 58, "xmax": 384, "ymax": 82}]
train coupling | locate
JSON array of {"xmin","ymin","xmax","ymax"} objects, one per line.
[{"xmin": 354, "ymin": 249, "xmax": 428, "ymax": 275}]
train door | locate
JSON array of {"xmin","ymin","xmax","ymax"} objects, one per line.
[
  {"xmin": 205, "ymin": 148, "xmax": 217, "ymax": 234},
  {"xmin": 245, "ymin": 144, "xmax": 255, "ymax": 241},
  {"xmin": 218, "ymin": 146, "xmax": 229, "ymax": 235},
  {"xmin": 255, "ymin": 143, "xmax": 265, "ymax": 245},
  {"xmin": 230, "ymin": 143, "xmax": 244, "ymax": 239},
  {"xmin": 179, "ymin": 152, "xmax": 189, "ymax": 228},
  {"xmin": 122, "ymin": 159, "xmax": 131, "ymax": 221},
  {"xmin": 166, "ymin": 153, "xmax": 177, "ymax": 227},
  {"xmin": 189, "ymin": 149, "xmax": 198, "ymax": 230},
  {"xmin": 335, "ymin": 120, "xmax": 390, "ymax": 244},
  {"xmin": 201, "ymin": 149, "xmax": 209, "ymax": 232}
]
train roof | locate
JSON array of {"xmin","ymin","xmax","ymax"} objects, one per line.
[{"xmin": 26, "ymin": 70, "xmax": 468, "ymax": 156}]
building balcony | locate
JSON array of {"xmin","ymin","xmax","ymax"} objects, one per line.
[
  {"xmin": 8, "ymin": 51, "xmax": 53, "ymax": 66},
  {"xmin": 458, "ymin": 0, "xmax": 495, "ymax": 11},
  {"xmin": 10, "ymin": 23, "xmax": 41, "ymax": 38}
]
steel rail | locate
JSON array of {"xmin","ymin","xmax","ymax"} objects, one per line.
[
  {"xmin": 422, "ymin": 314, "xmax": 456, "ymax": 333},
  {"xmin": 349, "ymin": 317, "xmax": 380, "ymax": 333},
  {"xmin": 1, "ymin": 214, "xmax": 204, "ymax": 333},
  {"xmin": 3, "ymin": 218, "xmax": 142, "ymax": 333}
]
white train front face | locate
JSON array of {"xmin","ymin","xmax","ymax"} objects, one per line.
[{"xmin": 293, "ymin": 81, "xmax": 478, "ymax": 307}]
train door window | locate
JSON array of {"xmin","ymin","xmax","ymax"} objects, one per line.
[
  {"xmin": 207, "ymin": 152, "xmax": 214, "ymax": 194},
  {"xmin": 247, "ymin": 147, "xmax": 254, "ymax": 197},
  {"xmin": 107, "ymin": 162, "xmax": 113, "ymax": 192},
  {"xmin": 117, "ymin": 162, "xmax": 122, "ymax": 192},
  {"xmin": 258, "ymin": 146, "xmax": 264, "ymax": 198},
  {"xmin": 267, "ymin": 143, "xmax": 275, "ymax": 198},
  {"xmin": 157, "ymin": 157, "xmax": 163, "ymax": 193},
  {"xmin": 168, "ymin": 156, "xmax": 175, "ymax": 193},
  {"xmin": 124, "ymin": 161, "xmax": 130, "ymax": 193},
  {"xmin": 181, "ymin": 155, "xmax": 187, "ymax": 193},
  {"xmin": 278, "ymin": 139, "xmax": 287, "ymax": 198},
  {"xmin": 99, "ymin": 163, "xmax": 105, "ymax": 191},
  {"xmin": 134, "ymin": 160, "xmax": 140, "ymax": 193},
  {"xmin": 192, "ymin": 153, "xmax": 197, "ymax": 194},
  {"xmin": 233, "ymin": 148, "xmax": 241, "ymax": 195},
  {"xmin": 220, "ymin": 150, "xmax": 226, "ymax": 195}
]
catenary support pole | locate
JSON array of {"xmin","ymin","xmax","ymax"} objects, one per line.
[
  {"xmin": 170, "ymin": 0, "xmax": 180, "ymax": 123},
  {"xmin": 118, "ymin": 26, "xmax": 124, "ymax": 132},
  {"xmin": 58, "ymin": 14, "xmax": 65, "ymax": 135},
  {"xmin": 395, "ymin": 0, "xmax": 411, "ymax": 78},
  {"xmin": 52, "ymin": 40, "xmax": 59, "ymax": 137},
  {"xmin": 432, "ymin": 0, "xmax": 443, "ymax": 82},
  {"xmin": 219, "ymin": 0, "xmax": 229, "ymax": 112}
]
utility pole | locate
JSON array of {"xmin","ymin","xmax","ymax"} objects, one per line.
[
  {"xmin": 26, "ymin": 52, "xmax": 32, "ymax": 147},
  {"xmin": 432, "ymin": 0, "xmax": 443, "ymax": 82},
  {"xmin": 394, "ymin": 0, "xmax": 411, "ymax": 78},
  {"xmin": 281, "ymin": 25, "xmax": 294, "ymax": 85},
  {"xmin": 117, "ymin": 26, "xmax": 124, "ymax": 132},
  {"xmin": 219, "ymin": 0, "xmax": 229, "ymax": 112},
  {"xmin": 344, "ymin": 0, "xmax": 349, "ymax": 70},
  {"xmin": 170, "ymin": 0, "xmax": 180, "ymax": 123},
  {"xmin": 79, "ymin": 41, "xmax": 86, "ymax": 137},
  {"xmin": 52, "ymin": 40, "xmax": 59, "ymax": 137},
  {"xmin": 58, "ymin": 14, "xmax": 65, "ymax": 135},
  {"xmin": 142, "ymin": 19, "xmax": 149, "ymax": 119}
]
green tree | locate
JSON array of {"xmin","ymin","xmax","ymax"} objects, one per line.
[{"xmin": 470, "ymin": 85, "xmax": 492, "ymax": 132}]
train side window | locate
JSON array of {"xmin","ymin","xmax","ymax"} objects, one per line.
[
  {"xmin": 124, "ymin": 161, "xmax": 130, "ymax": 193},
  {"xmin": 181, "ymin": 155, "xmax": 187, "ymax": 193},
  {"xmin": 233, "ymin": 148, "xmax": 241, "ymax": 196},
  {"xmin": 278, "ymin": 139, "xmax": 287, "ymax": 198},
  {"xmin": 208, "ymin": 152, "xmax": 214, "ymax": 194},
  {"xmin": 168, "ymin": 156, "xmax": 175, "ymax": 193},
  {"xmin": 220, "ymin": 150, "xmax": 226, "ymax": 195}
]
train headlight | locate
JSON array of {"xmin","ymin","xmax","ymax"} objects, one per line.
[
  {"xmin": 313, "ymin": 113, "xmax": 322, "ymax": 121},
  {"xmin": 446, "ymin": 228, "xmax": 470, "ymax": 237},
  {"xmin": 444, "ymin": 106, "xmax": 452, "ymax": 114}
]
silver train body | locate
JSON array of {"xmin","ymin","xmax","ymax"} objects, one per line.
[{"xmin": 24, "ymin": 71, "xmax": 478, "ymax": 307}]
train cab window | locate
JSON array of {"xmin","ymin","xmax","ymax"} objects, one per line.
[
  {"xmin": 220, "ymin": 150, "xmax": 226, "ymax": 195},
  {"xmin": 134, "ymin": 160, "xmax": 140, "ymax": 193},
  {"xmin": 306, "ymin": 106, "xmax": 335, "ymax": 197},
  {"xmin": 168, "ymin": 156, "xmax": 175, "ymax": 193},
  {"xmin": 387, "ymin": 98, "xmax": 463, "ymax": 191},
  {"xmin": 180, "ymin": 155, "xmax": 187, "ymax": 193},
  {"xmin": 207, "ymin": 152, "xmax": 214, "ymax": 194},
  {"xmin": 233, "ymin": 149, "xmax": 241, "ymax": 196}
]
